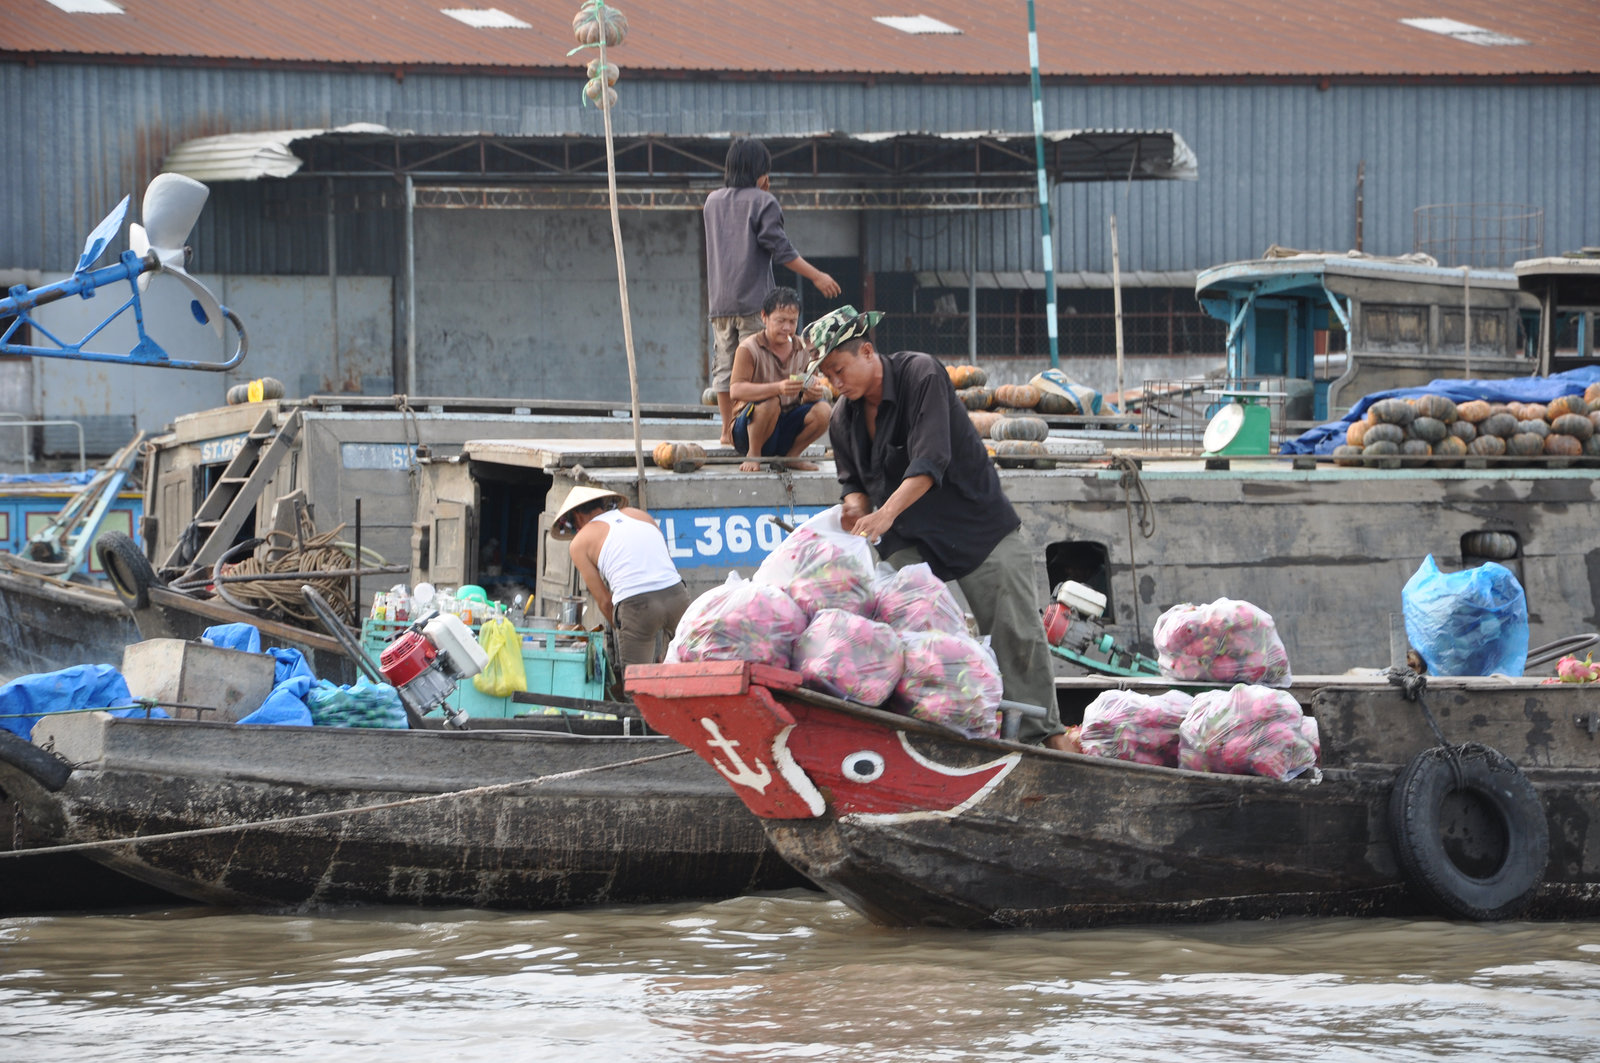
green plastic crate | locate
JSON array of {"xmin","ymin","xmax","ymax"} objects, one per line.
[{"xmin": 360, "ymin": 618, "xmax": 609, "ymax": 719}]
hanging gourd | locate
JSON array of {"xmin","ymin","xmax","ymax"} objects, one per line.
[
  {"xmin": 572, "ymin": 3, "xmax": 629, "ymax": 46},
  {"xmin": 571, "ymin": 2, "xmax": 628, "ymax": 108}
]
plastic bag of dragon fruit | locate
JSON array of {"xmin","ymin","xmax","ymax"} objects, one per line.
[
  {"xmin": 1177, "ymin": 684, "xmax": 1320, "ymax": 780},
  {"xmin": 1153, "ymin": 597, "xmax": 1293, "ymax": 688},
  {"xmin": 664, "ymin": 573, "xmax": 809, "ymax": 669},
  {"xmin": 892, "ymin": 630, "xmax": 1003, "ymax": 739},
  {"xmin": 871, "ymin": 561, "xmax": 968, "ymax": 636},
  {"xmin": 1078, "ymin": 688, "xmax": 1194, "ymax": 767},
  {"xmin": 793, "ymin": 608, "xmax": 904, "ymax": 706},
  {"xmin": 753, "ymin": 506, "xmax": 876, "ymax": 619}
]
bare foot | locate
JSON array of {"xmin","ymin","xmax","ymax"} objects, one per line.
[
  {"xmin": 739, "ymin": 460, "xmax": 764, "ymax": 472},
  {"xmin": 1043, "ymin": 726, "xmax": 1081, "ymax": 754},
  {"xmin": 720, "ymin": 436, "xmax": 734, "ymax": 447}
]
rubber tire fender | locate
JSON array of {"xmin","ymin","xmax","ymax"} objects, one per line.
[
  {"xmin": 95, "ymin": 531, "xmax": 158, "ymax": 611},
  {"xmin": 1388, "ymin": 743, "xmax": 1548, "ymax": 921}
]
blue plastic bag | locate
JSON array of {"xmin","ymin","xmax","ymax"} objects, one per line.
[
  {"xmin": 1402, "ymin": 555, "xmax": 1529, "ymax": 677},
  {"xmin": 304, "ymin": 676, "xmax": 408, "ymax": 729}
]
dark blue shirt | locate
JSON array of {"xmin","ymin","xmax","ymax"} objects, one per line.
[{"xmin": 830, "ymin": 351, "xmax": 1021, "ymax": 580}]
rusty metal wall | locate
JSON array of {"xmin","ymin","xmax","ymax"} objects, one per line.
[{"xmin": 3, "ymin": 62, "xmax": 1596, "ymax": 277}]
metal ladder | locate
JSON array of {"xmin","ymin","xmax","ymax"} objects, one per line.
[{"xmin": 161, "ymin": 407, "xmax": 302, "ymax": 577}]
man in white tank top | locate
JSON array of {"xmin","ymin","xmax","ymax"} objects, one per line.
[{"xmin": 551, "ymin": 486, "xmax": 690, "ymax": 679}]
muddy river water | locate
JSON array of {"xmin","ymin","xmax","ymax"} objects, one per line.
[{"xmin": 5, "ymin": 890, "xmax": 1600, "ymax": 1061}]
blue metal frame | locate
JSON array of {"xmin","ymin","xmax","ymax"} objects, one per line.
[{"xmin": 0, "ymin": 249, "xmax": 246, "ymax": 371}]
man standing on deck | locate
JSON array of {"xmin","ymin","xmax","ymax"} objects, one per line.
[
  {"xmin": 704, "ymin": 137, "xmax": 841, "ymax": 446},
  {"xmin": 804, "ymin": 306, "xmax": 1070, "ymax": 750},
  {"xmin": 551, "ymin": 486, "xmax": 689, "ymax": 677}
]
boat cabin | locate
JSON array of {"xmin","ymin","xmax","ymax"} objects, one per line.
[{"xmin": 1195, "ymin": 254, "xmax": 1540, "ymax": 420}]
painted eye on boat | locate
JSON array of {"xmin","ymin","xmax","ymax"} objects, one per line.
[{"xmin": 841, "ymin": 750, "xmax": 885, "ymax": 783}]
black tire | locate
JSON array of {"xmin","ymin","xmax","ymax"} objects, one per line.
[
  {"xmin": 95, "ymin": 531, "xmax": 158, "ymax": 611},
  {"xmin": 1389, "ymin": 743, "xmax": 1548, "ymax": 920}
]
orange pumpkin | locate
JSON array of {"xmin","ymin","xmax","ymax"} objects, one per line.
[
  {"xmin": 1547, "ymin": 394, "xmax": 1589, "ymax": 420},
  {"xmin": 992, "ymin": 384, "xmax": 1042, "ymax": 409},
  {"xmin": 1545, "ymin": 434, "xmax": 1583, "ymax": 457},
  {"xmin": 1456, "ymin": 399, "xmax": 1491, "ymax": 424},
  {"xmin": 652, "ymin": 441, "xmax": 706, "ymax": 472},
  {"xmin": 1345, "ymin": 421, "xmax": 1369, "ymax": 446}
]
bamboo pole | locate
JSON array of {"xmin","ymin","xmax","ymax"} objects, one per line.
[{"xmin": 594, "ymin": 10, "xmax": 648, "ymax": 509}]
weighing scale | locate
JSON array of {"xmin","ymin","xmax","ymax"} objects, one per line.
[{"xmin": 1201, "ymin": 388, "xmax": 1284, "ymax": 457}]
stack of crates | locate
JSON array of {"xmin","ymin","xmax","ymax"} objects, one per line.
[{"xmin": 360, "ymin": 618, "xmax": 609, "ymax": 719}]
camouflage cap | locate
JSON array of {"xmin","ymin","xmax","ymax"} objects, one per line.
[{"xmin": 801, "ymin": 305, "xmax": 884, "ymax": 361}]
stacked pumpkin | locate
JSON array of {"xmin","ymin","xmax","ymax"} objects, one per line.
[
  {"xmin": 1333, "ymin": 381, "xmax": 1600, "ymax": 467},
  {"xmin": 944, "ymin": 362, "xmax": 1055, "ymax": 466}
]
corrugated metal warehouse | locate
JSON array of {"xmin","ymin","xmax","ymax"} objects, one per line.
[{"xmin": 3, "ymin": 0, "xmax": 1597, "ymax": 441}]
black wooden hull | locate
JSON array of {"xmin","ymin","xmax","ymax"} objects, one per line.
[
  {"xmin": 0, "ymin": 712, "xmax": 803, "ymax": 911},
  {"xmin": 631, "ymin": 663, "xmax": 1600, "ymax": 929},
  {"xmin": 0, "ymin": 566, "xmax": 138, "ymax": 677}
]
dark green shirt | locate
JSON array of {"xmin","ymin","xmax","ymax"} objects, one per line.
[{"xmin": 830, "ymin": 351, "xmax": 1020, "ymax": 580}]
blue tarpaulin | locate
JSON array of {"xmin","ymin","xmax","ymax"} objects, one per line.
[
  {"xmin": 1281, "ymin": 367, "xmax": 1600, "ymax": 456},
  {"xmin": 0, "ymin": 664, "xmax": 168, "ymax": 738},
  {"xmin": 202, "ymin": 623, "xmax": 323, "ymax": 726},
  {"xmin": 0, "ymin": 471, "xmax": 97, "ymax": 486}
]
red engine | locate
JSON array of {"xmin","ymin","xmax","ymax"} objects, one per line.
[{"xmin": 380, "ymin": 629, "xmax": 438, "ymax": 687}]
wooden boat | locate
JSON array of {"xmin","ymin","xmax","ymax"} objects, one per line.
[
  {"xmin": 630, "ymin": 660, "xmax": 1600, "ymax": 930},
  {"xmin": 0, "ymin": 706, "xmax": 804, "ymax": 911}
]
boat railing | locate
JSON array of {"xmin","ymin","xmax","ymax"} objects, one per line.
[{"xmin": 0, "ymin": 415, "xmax": 87, "ymax": 475}]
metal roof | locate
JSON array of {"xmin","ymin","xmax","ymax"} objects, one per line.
[
  {"xmin": 159, "ymin": 127, "xmax": 1198, "ymax": 188},
  {"xmin": 7, "ymin": 0, "xmax": 1599, "ymax": 78}
]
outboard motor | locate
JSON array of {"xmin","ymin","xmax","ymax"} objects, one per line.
[
  {"xmin": 1041, "ymin": 580, "xmax": 1161, "ymax": 677},
  {"xmin": 378, "ymin": 612, "xmax": 489, "ymax": 728}
]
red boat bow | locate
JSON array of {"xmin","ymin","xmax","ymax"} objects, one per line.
[{"xmin": 629, "ymin": 662, "xmax": 1018, "ymax": 821}]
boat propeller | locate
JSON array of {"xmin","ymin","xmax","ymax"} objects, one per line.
[{"xmin": 0, "ymin": 173, "xmax": 247, "ymax": 371}]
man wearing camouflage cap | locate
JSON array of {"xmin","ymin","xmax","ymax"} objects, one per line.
[{"xmin": 805, "ymin": 306, "xmax": 1069, "ymax": 750}]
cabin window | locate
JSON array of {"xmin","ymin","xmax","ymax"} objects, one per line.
[
  {"xmin": 1045, "ymin": 540, "xmax": 1113, "ymax": 619},
  {"xmin": 1362, "ymin": 304, "xmax": 1428, "ymax": 350},
  {"xmin": 1440, "ymin": 309, "xmax": 1507, "ymax": 352}
]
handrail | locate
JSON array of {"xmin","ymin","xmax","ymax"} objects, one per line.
[{"xmin": 0, "ymin": 415, "xmax": 87, "ymax": 474}]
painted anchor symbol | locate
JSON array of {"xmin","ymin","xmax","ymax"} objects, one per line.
[{"xmin": 700, "ymin": 717, "xmax": 772, "ymax": 793}]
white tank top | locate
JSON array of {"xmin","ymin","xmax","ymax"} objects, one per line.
[{"xmin": 595, "ymin": 510, "xmax": 683, "ymax": 604}]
